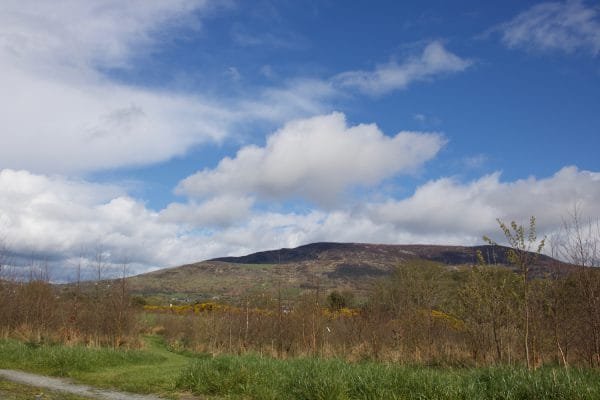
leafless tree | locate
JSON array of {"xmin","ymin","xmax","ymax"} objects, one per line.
[
  {"xmin": 556, "ymin": 206, "xmax": 600, "ymax": 366},
  {"xmin": 484, "ymin": 217, "xmax": 546, "ymax": 369},
  {"xmin": 558, "ymin": 204, "xmax": 599, "ymax": 268}
]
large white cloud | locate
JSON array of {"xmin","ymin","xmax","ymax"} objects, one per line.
[
  {"xmin": 0, "ymin": 3, "xmax": 472, "ymax": 175},
  {"xmin": 0, "ymin": 167, "xmax": 598, "ymax": 281},
  {"xmin": 211, "ymin": 166, "xmax": 600, "ymax": 255},
  {"xmin": 0, "ymin": 1, "xmax": 335, "ymax": 174},
  {"xmin": 1, "ymin": 62, "xmax": 237, "ymax": 173},
  {"xmin": 0, "ymin": 1, "xmax": 231, "ymax": 174},
  {"xmin": 369, "ymin": 166, "xmax": 600, "ymax": 239},
  {"xmin": 0, "ymin": 169, "xmax": 244, "ymax": 281},
  {"xmin": 0, "ymin": 170, "xmax": 178, "ymax": 266},
  {"xmin": 333, "ymin": 41, "xmax": 472, "ymax": 95},
  {"xmin": 176, "ymin": 112, "xmax": 446, "ymax": 205},
  {"xmin": 498, "ymin": 0, "xmax": 600, "ymax": 56}
]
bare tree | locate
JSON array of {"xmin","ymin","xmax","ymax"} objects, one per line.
[
  {"xmin": 559, "ymin": 205, "xmax": 599, "ymax": 268},
  {"xmin": 557, "ymin": 206, "xmax": 600, "ymax": 366},
  {"xmin": 484, "ymin": 216, "xmax": 545, "ymax": 369}
]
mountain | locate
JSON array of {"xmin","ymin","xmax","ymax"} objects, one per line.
[{"xmin": 126, "ymin": 242, "xmax": 572, "ymax": 303}]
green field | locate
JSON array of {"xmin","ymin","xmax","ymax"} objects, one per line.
[
  {"xmin": 0, "ymin": 336, "xmax": 190, "ymax": 398},
  {"xmin": 1, "ymin": 336, "xmax": 600, "ymax": 400}
]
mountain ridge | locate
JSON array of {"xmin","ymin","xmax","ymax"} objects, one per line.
[
  {"xmin": 126, "ymin": 242, "xmax": 572, "ymax": 303},
  {"xmin": 210, "ymin": 241, "xmax": 562, "ymax": 269}
]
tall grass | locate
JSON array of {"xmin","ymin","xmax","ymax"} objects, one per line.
[
  {"xmin": 176, "ymin": 354, "xmax": 600, "ymax": 400},
  {"xmin": 0, "ymin": 339, "xmax": 164, "ymax": 377},
  {"xmin": 3, "ymin": 336, "xmax": 600, "ymax": 399}
]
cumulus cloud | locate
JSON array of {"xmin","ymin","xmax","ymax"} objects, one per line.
[
  {"xmin": 334, "ymin": 41, "xmax": 472, "ymax": 95},
  {"xmin": 0, "ymin": 3, "xmax": 470, "ymax": 175},
  {"xmin": 171, "ymin": 166, "xmax": 600, "ymax": 257},
  {"xmin": 0, "ymin": 169, "xmax": 251, "ymax": 280},
  {"xmin": 369, "ymin": 166, "xmax": 600, "ymax": 240},
  {"xmin": 498, "ymin": 0, "xmax": 600, "ymax": 56},
  {"xmin": 160, "ymin": 196, "xmax": 254, "ymax": 227},
  {"xmin": 0, "ymin": 167, "xmax": 598, "ymax": 281},
  {"xmin": 176, "ymin": 112, "xmax": 446, "ymax": 205},
  {"xmin": 0, "ymin": 170, "xmax": 183, "ymax": 271}
]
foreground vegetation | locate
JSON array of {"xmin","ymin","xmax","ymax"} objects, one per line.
[
  {"xmin": 1, "ymin": 216, "xmax": 600, "ymax": 369},
  {"xmin": 0, "ymin": 379, "xmax": 88, "ymax": 400},
  {"xmin": 2, "ymin": 336, "xmax": 600, "ymax": 400},
  {"xmin": 0, "ymin": 215, "xmax": 599, "ymax": 398},
  {"xmin": 176, "ymin": 355, "xmax": 600, "ymax": 400},
  {"xmin": 0, "ymin": 336, "xmax": 190, "ymax": 396}
]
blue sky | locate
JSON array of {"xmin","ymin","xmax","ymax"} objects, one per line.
[{"xmin": 0, "ymin": 0, "xmax": 599, "ymax": 280}]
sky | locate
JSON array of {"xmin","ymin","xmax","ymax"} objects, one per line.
[{"xmin": 0, "ymin": 0, "xmax": 599, "ymax": 281}]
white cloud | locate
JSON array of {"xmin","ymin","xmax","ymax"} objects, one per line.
[
  {"xmin": 238, "ymin": 79, "xmax": 337, "ymax": 124},
  {"xmin": 498, "ymin": 0, "xmax": 600, "ymax": 56},
  {"xmin": 0, "ymin": 1, "xmax": 235, "ymax": 174},
  {"xmin": 0, "ymin": 167, "xmax": 598, "ymax": 281},
  {"xmin": 0, "ymin": 1, "xmax": 334, "ymax": 175},
  {"xmin": 1, "ymin": 61, "xmax": 236, "ymax": 173},
  {"xmin": 160, "ymin": 196, "xmax": 254, "ymax": 227},
  {"xmin": 369, "ymin": 166, "xmax": 600, "ymax": 239},
  {"xmin": 0, "ymin": 170, "xmax": 177, "ymax": 267},
  {"xmin": 176, "ymin": 167, "xmax": 600, "ymax": 256},
  {"xmin": 0, "ymin": 0, "xmax": 213, "ymax": 70},
  {"xmin": 0, "ymin": 168, "xmax": 254, "ymax": 280},
  {"xmin": 333, "ymin": 41, "xmax": 472, "ymax": 95},
  {"xmin": 176, "ymin": 112, "xmax": 446, "ymax": 205},
  {"xmin": 0, "ymin": 3, "xmax": 470, "ymax": 176}
]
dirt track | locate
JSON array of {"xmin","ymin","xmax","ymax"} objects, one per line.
[{"xmin": 0, "ymin": 369, "xmax": 166, "ymax": 400}]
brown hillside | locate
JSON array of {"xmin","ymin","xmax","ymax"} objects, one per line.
[{"xmin": 126, "ymin": 242, "xmax": 572, "ymax": 303}]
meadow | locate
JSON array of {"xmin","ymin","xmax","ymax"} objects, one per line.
[{"xmin": 2, "ymin": 336, "xmax": 600, "ymax": 400}]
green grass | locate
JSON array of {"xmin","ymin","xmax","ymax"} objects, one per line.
[
  {"xmin": 2, "ymin": 337, "xmax": 600, "ymax": 400},
  {"xmin": 0, "ymin": 338, "xmax": 164, "ymax": 377},
  {"xmin": 176, "ymin": 355, "xmax": 600, "ymax": 400},
  {"xmin": 0, "ymin": 336, "xmax": 191, "ymax": 398}
]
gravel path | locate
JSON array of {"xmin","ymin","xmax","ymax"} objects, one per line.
[{"xmin": 0, "ymin": 369, "xmax": 167, "ymax": 400}]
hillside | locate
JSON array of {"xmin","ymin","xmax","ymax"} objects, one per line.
[{"xmin": 126, "ymin": 242, "xmax": 572, "ymax": 303}]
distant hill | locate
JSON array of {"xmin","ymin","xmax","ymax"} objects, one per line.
[{"xmin": 126, "ymin": 242, "xmax": 572, "ymax": 303}]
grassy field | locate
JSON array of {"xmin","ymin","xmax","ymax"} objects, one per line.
[
  {"xmin": 1, "ymin": 336, "xmax": 600, "ymax": 400},
  {"xmin": 176, "ymin": 356, "xmax": 600, "ymax": 400},
  {"xmin": 0, "ymin": 336, "xmax": 192, "ymax": 398}
]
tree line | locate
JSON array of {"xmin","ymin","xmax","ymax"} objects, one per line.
[{"xmin": 1, "ymin": 212, "xmax": 599, "ymax": 368}]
